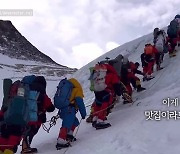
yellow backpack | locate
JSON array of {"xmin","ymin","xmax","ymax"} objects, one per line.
[{"xmin": 3, "ymin": 149, "xmax": 14, "ymax": 154}]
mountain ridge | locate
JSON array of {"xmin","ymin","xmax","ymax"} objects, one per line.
[{"xmin": 0, "ymin": 20, "xmax": 77, "ymax": 77}]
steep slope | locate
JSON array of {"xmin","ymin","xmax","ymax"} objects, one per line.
[
  {"xmin": 20, "ymin": 30, "xmax": 180, "ymax": 154},
  {"xmin": 1, "ymin": 24, "xmax": 180, "ymax": 154},
  {"xmin": 0, "ymin": 20, "xmax": 77, "ymax": 77}
]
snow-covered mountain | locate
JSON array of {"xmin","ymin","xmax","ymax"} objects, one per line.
[
  {"xmin": 0, "ymin": 20, "xmax": 77, "ymax": 77},
  {"xmin": 1, "ymin": 23, "xmax": 180, "ymax": 154}
]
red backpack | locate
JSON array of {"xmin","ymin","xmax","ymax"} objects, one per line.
[{"xmin": 144, "ymin": 44, "xmax": 154, "ymax": 55}]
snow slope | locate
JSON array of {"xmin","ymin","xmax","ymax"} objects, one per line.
[{"xmin": 1, "ymin": 30, "xmax": 180, "ymax": 154}]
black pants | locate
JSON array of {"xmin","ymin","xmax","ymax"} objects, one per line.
[
  {"xmin": 23, "ymin": 124, "xmax": 41, "ymax": 148},
  {"xmin": 169, "ymin": 38, "xmax": 176, "ymax": 51}
]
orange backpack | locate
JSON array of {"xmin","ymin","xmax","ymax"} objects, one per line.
[{"xmin": 144, "ymin": 45, "xmax": 153, "ymax": 55}]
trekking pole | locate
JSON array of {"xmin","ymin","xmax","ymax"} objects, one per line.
[{"xmin": 74, "ymin": 118, "xmax": 83, "ymax": 137}]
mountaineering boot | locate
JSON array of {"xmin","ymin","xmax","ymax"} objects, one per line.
[
  {"xmin": 137, "ymin": 85, "xmax": 146, "ymax": 92},
  {"xmin": 146, "ymin": 77, "xmax": 154, "ymax": 81},
  {"xmin": 92, "ymin": 120, "xmax": 97, "ymax": 128},
  {"xmin": 157, "ymin": 67, "xmax": 163, "ymax": 71},
  {"xmin": 56, "ymin": 142, "xmax": 70, "ymax": 150},
  {"xmin": 95, "ymin": 119, "xmax": 111, "ymax": 130},
  {"xmin": 169, "ymin": 52, "xmax": 176, "ymax": 57},
  {"xmin": 21, "ymin": 147, "xmax": 38, "ymax": 153},
  {"xmin": 21, "ymin": 138, "xmax": 38, "ymax": 154},
  {"xmin": 136, "ymin": 80, "xmax": 146, "ymax": 92},
  {"xmin": 66, "ymin": 134, "xmax": 77, "ymax": 142},
  {"xmin": 123, "ymin": 100, "xmax": 131, "ymax": 104},
  {"xmin": 86, "ymin": 115, "xmax": 93, "ymax": 123},
  {"xmin": 56, "ymin": 138, "xmax": 70, "ymax": 150},
  {"xmin": 143, "ymin": 76, "xmax": 154, "ymax": 81},
  {"xmin": 143, "ymin": 76, "xmax": 147, "ymax": 81},
  {"xmin": 92, "ymin": 116, "xmax": 98, "ymax": 127},
  {"xmin": 156, "ymin": 64, "xmax": 163, "ymax": 71},
  {"xmin": 95, "ymin": 122, "xmax": 111, "ymax": 130}
]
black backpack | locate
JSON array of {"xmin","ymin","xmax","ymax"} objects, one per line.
[
  {"xmin": 167, "ymin": 19, "xmax": 178, "ymax": 38},
  {"xmin": 30, "ymin": 76, "xmax": 46, "ymax": 112}
]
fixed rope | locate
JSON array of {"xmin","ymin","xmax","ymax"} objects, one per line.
[{"xmin": 42, "ymin": 114, "xmax": 59, "ymax": 133}]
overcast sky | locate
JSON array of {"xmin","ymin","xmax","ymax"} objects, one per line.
[{"xmin": 0, "ymin": 0, "xmax": 180, "ymax": 68}]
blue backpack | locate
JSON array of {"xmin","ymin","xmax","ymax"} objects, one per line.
[
  {"xmin": 22, "ymin": 75, "xmax": 39, "ymax": 122},
  {"xmin": 21, "ymin": 75, "xmax": 36, "ymax": 85},
  {"xmin": 4, "ymin": 76, "xmax": 39, "ymax": 126},
  {"xmin": 54, "ymin": 78, "xmax": 74, "ymax": 109}
]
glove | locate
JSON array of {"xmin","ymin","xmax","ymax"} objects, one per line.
[
  {"xmin": 47, "ymin": 104, "xmax": 55, "ymax": 112},
  {"xmin": 82, "ymin": 116, "xmax": 86, "ymax": 120},
  {"xmin": 38, "ymin": 112, "xmax": 47, "ymax": 123}
]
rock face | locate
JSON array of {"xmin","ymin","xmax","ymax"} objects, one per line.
[{"xmin": 0, "ymin": 20, "xmax": 77, "ymax": 76}]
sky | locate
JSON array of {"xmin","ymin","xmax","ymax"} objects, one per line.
[{"xmin": 0, "ymin": 0, "xmax": 180, "ymax": 68}]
